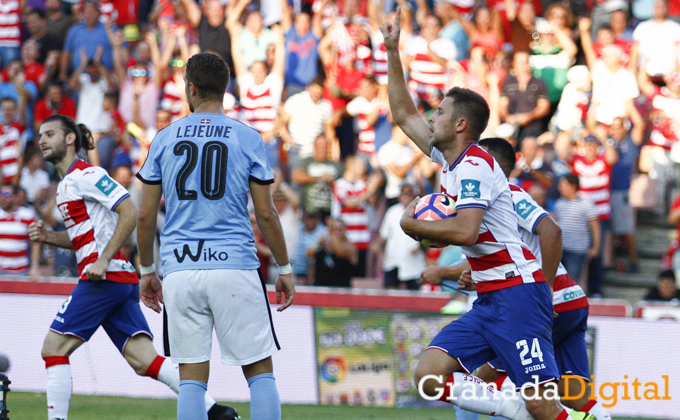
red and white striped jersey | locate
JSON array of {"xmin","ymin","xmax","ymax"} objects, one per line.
[
  {"xmin": 56, "ymin": 159, "xmax": 137, "ymax": 283},
  {"xmin": 161, "ymin": 79, "xmax": 182, "ymax": 122},
  {"xmin": 331, "ymin": 177, "xmax": 370, "ymax": 250},
  {"xmin": 0, "ymin": 0, "xmax": 21, "ymax": 47},
  {"xmin": 571, "ymin": 154, "xmax": 611, "ymax": 221},
  {"xmin": 346, "ymin": 95, "xmax": 383, "ymax": 155},
  {"xmin": 509, "ymin": 184, "xmax": 588, "ymax": 311},
  {"xmin": 432, "ymin": 144, "xmax": 544, "ymax": 293},
  {"xmin": 649, "ymin": 85, "xmax": 680, "ymax": 150},
  {"xmin": 238, "ymin": 73, "xmax": 283, "ymax": 134},
  {"xmin": 0, "ymin": 124, "xmax": 20, "ymax": 184},
  {"xmin": 0, "ymin": 206, "xmax": 35, "ymax": 273},
  {"xmin": 371, "ymin": 32, "xmax": 388, "ymax": 85},
  {"xmin": 407, "ymin": 36, "xmax": 456, "ymax": 95}
]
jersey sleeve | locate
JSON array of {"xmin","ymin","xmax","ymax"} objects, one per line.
[
  {"xmin": 78, "ymin": 166, "xmax": 130, "ymax": 211},
  {"xmin": 512, "ymin": 188, "xmax": 549, "ymax": 234},
  {"xmin": 455, "ymin": 158, "xmax": 496, "ymax": 210},
  {"xmin": 136, "ymin": 128, "xmax": 166, "ymax": 184},
  {"xmin": 247, "ymin": 132, "xmax": 274, "ymax": 184}
]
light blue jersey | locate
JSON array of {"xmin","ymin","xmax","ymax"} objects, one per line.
[{"xmin": 137, "ymin": 113, "xmax": 273, "ymax": 276}]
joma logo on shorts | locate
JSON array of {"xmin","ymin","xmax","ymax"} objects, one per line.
[
  {"xmin": 173, "ymin": 240, "xmax": 229, "ymax": 263},
  {"xmin": 525, "ymin": 363, "xmax": 546, "ymax": 374}
]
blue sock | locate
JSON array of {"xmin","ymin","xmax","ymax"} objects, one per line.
[
  {"xmin": 247, "ymin": 373, "xmax": 281, "ymax": 420},
  {"xmin": 178, "ymin": 380, "xmax": 208, "ymax": 420}
]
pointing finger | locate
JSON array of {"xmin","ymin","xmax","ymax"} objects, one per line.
[{"xmin": 394, "ymin": 6, "xmax": 401, "ymax": 28}]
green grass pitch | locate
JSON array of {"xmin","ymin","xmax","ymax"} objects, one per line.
[{"xmin": 4, "ymin": 392, "xmax": 667, "ymax": 420}]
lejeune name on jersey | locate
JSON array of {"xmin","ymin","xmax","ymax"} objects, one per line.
[{"xmin": 175, "ymin": 124, "xmax": 233, "ymax": 139}]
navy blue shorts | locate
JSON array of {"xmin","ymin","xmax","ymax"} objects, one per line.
[
  {"xmin": 428, "ymin": 282, "xmax": 559, "ymax": 388},
  {"xmin": 50, "ymin": 281, "xmax": 153, "ymax": 353},
  {"xmin": 489, "ymin": 306, "xmax": 590, "ymax": 381}
]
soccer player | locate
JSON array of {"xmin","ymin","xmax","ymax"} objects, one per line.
[
  {"xmin": 30, "ymin": 115, "xmax": 238, "ymax": 420},
  {"xmin": 382, "ymin": 10, "xmax": 581, "ymax": 420},
  {"xmin": 136, "ymin": 52, "xmax": 295, "ymax": 420},
  {"xmin": 474, "ymin": 138, "xmax": 611, "ymax": 420}
]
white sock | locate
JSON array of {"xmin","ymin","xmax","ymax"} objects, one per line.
[
  {"xmin": 155, "ymin": 358, "xmax": 216, "ymax": 411},
  {"xmin": 46, "ymin": 362, "xmax": 72, "ymax": 420},
  {"xmin": 585, "ymin": 401, "xmax": 612, "ymax": 420},
  {"xmin": 440, "ymin": 373, "xmax": 532, "ymax": 419}
]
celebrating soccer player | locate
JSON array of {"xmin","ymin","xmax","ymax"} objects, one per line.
[
  {"xmin": 30, "ymin": 115, "xmax": 238, "ymax": 420},
  {"xmin": 381, "ymin": 9, "xmax": 591, "ymax": 420},
  {"xmin": 136, "ymin": 52, "xmax": 295, "ymax": 420}
]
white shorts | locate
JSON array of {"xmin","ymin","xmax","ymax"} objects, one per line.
[
  {"xmin": 610, "ymin": 190, "xmax": 635, "ymax": 234},
  {"xmin": 164, "ymin": 269, "xmax": 279, "ymax": 365}
]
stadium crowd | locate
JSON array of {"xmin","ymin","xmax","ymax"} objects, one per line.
[{"xmin": 2, "ymin": 0, "xmax": 680, "ymax": 301}]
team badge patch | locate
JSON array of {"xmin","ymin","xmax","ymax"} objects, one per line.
[
  {"xmin": 95, "ymin": 175, "xmax": 117, "ymax": 196},
  {"xmin": 515, "ymin": 199, "xmax": 536, "ymax": 219},
  {"xmin": 460, "ymin": 180, "xmax": 481, "ymax": 199}
]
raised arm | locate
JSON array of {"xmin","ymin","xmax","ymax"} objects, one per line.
[
  {"xmin": 504, "ymin": 0, "xmax": 516, "ymax": 22},
  {"xmin": 553, "ymin": 24, "xmax": 578, "ymax": 59},
  {"xmin": 280, "ymin": 0, "xmax": 292, "ymax": 33},
  {"xmin": 229, "ymin": 24, "xmax": 247, "ymax": 78},
  {"xmin": 227, "ymin": 0, "xmax": 249, "ymax": 29},
  {"xmin": 381, "ymin": 8, "xmax": 431, "ymax": 155},
  {"xmin": 414, "ymin": 0, "xmax": 429, "ymax": 29},
  {"xmin": 311, "ymin": 0, "xmax": 326, "ymax": 39},
  {"xmin": 180, "ymin": 0, "xmax": 202, "ymax": 28},
  {"xmin": 271, "ymin": 25, "xmax": 286, "ymax": 79},
  {"xmin": 250, "ymin": 179, "xmax": 295, "ymax": 310},
  {"xmin": 578, "ymin": 17, "xmax": 596, "ymax": 71}
]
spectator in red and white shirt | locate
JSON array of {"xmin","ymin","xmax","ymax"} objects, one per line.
[
  {"xmin": 638, "ymin": 69, "xmax": 680, "ymax": 215},
  {"xmin": 331, "ymin": 154, "xmax": 383, "ymax": 277},
  {"xmin": 228, "ymin": 18, "xmax": 284, "ymax": 143},
  {"xmin": 406, "ymin": 14, "xmax": 457, "ymax": 102},
  {"xmin": 33, "ymin": 82, "xmax": 77, "ymax": 133},
  {"xmin": 570, "ymin": 133, "xmax": 618, "ymax": 297},
  {"xmin": 345, "ymin": 76, "xmax": 386, "ymax": 156},
  {"xmin": 0, "ymin": 97, "xmax": 25, "ymax": 184},
  {"xmin": 0, "ymin": 184, "xmax": 40, "ymax": 280},
  {"xmin": 0, "ymin": 0, "xmax": 22, "ymax": 70}
]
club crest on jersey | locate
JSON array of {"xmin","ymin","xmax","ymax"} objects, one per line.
[
  {"xmin": 95, "ymin": 175, "xmax": 116, "ymax": 196},
  {"xmin": 460, "ymin": 180, "xmax": 481, "ymax": 199},
  {"xmin": 515, "ymin": 199, "xmax": 536, "ymax": 220}
]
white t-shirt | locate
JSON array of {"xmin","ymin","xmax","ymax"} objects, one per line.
[
  {"xmin": 591, "ymin": 61, "xmax": 639, "ymax": 124},
  {"xmin": 19, "ymin": 167, "xmax": 49, "ymax": 203},
  {"xmin": 379, "ymin": 202, "xmax": 427, "ymax": 280},
  {"xmin": 633, "ymin": 19, "xmax": 680, "ymax": 76},
  {"xmin": 75, "ymin": 73, "xmax": 111, "ymax": 133},
  {"xmin": 378, "ymin": 140, "xmax": 415, "ymax": 199},
  {"xmin": 283, "ymin": 91, "xmax": 333, "ymax": 158}
]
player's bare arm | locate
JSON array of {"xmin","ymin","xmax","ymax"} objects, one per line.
[
  {"xmin": 28, "ymin": 219, "xmax": 74, "ymax": 249},
  {"xmin": 137, "ymin": 182, "xmax": 164, "ymax": 313},
  {"xmin": 381, "ymin": 8, "xmax": 431, "ymax": 156},
  {"xmin": 420, "ymin": 259, "xmax": 471, "ymax": 285},
  {"xmin": 535, "ymin": 215, "xmax": 562, "ymax": 288},
  {"xmin": 400, "ymin": 198, "xmax": 485, "ymax": 247},
  {"xmin": 250, "ymin": 180, "xmax": 295, "ymax": 311},
  {"xmin": 86, "ymin": 197, "xmax": 138, "ymax": 281}
]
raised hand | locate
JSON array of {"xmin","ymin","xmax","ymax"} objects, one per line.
[{"xmin": 379, "ymin": 6, "xmax": 401, "ymax": 52}]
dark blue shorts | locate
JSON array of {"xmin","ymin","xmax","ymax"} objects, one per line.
[
  {"xmin": 428, "ymin": 282, "xmax": 559, "ymax": 388},
  {"xmin": 50, "ymin": 281, "xmax": 153, "ymax": 353},
  {"xmin": 489, "ymin": 306, "xmax": 590, "ymax": 381}
]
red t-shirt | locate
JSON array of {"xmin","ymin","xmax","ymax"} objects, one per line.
[
  {"xmin": 23, "ymin": 62, "xmax": 45, "ymax": 86},
  {"xmin": 34, "ymin": 97, "xmax": 77, "ymax": 123},
  {"xmin": 323, "ymin": 63, "xmax": 364, "ymax": 111}
]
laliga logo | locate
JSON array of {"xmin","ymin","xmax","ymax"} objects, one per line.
[{"xmin": 321, "ymin": 356, "xmax": 347, "ymax": 383}]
